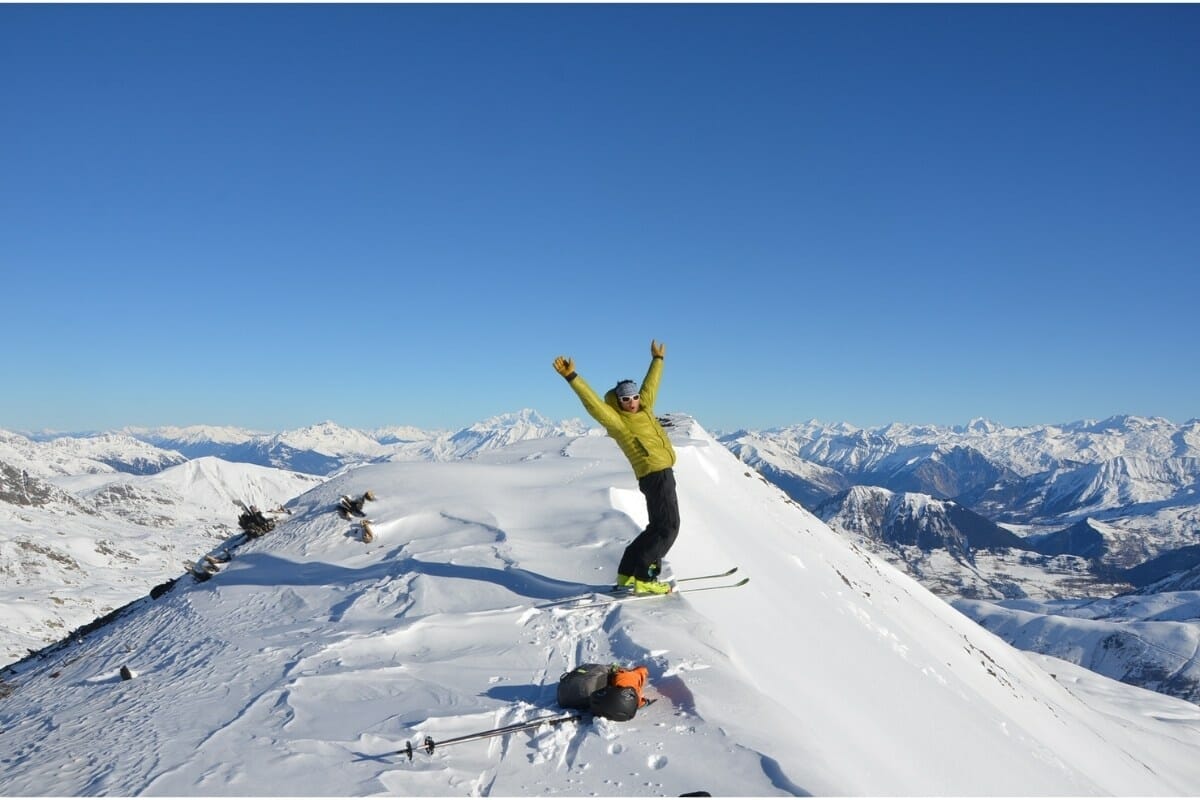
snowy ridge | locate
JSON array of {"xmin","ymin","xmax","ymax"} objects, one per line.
[
  {"xmin": 124, "ymin": 424, "xmax": 263, "ymax": 449},
  {"xmin": 0, "ymin": 458, "xmax": 320, "ymax": 662},
  {"xmin": 114, "ymin": 413, "xmax": 588, "ymax": 475},
  {"xmin": 85, "ymin": 457, "xmax": 322, "ymax": 519},
  {"xmin": 267, "ymin": 421, "xmax": 392, "ymax": 459},
  {"xmin": 372, "ymin": 424, "xmax": 448, "ymax": 445},
  {"xmin": 2, "ymin": 419, "xmax": 1199, "ymax": 794},
  {"xmin": 719, "ymin": 436, "xmax": 850, "ymax": 508},
  {"xmin": 724, "ymin": 416, "xmax": 1200, "ymax": 588},
  {"xmin": 0, "ymin": 430, "xmax": 186, "ymax": 478},
  {"xmin": 724, "ymin": 414, "xmax": 1200, "ymax": 488},
  {"xmin": 717, "ymin": 417, "xmax": 1200, "ymax": 708},
  {"xmin": 443, "ymin": 409, "xmax": 592, "ymax": 459},
  {"xmin": 382, "ymin": 409, "xmax": 592, "ymax": 464},
  {"xmin": 810, "ymin": 485, "xmax": 1132, "ymax": 601},
  {"xmin": 1037, "ymin": 456, "xmax": 1200, "ymax": 517},
  {"xmin": 816, "ymin": 485, "xmax": 1027, "ymax": 556},
  {"xmin": 957, "ymin": 593, "xmax": 1200, "ymax": 705}
]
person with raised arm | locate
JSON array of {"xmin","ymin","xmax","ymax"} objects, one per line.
[{"xmin": 553, "ymin": 340, "xmax": 679, "ymax": 594}]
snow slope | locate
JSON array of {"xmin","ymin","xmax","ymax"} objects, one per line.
[
  {"xmin": 957, "ymin": 593, "xmax": 1200, "ymax": 705},
  {"xmin": 2, "ymin": 419, "xmax": 1199, "ymax": 795},
  {"xmin": 0, "ymin": 458, "xmax": 320, "ymax": 663}
]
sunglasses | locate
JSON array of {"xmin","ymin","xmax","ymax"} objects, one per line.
[{"xmin": 619, "ymin": 394, "xmax": 640, "ymax": 402}]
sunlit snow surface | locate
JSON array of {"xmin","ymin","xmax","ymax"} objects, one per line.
[{"xmin": 2, "ymin": 418, "xmax": 1199, "ymax": 795}]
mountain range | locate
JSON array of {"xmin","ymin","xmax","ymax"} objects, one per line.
[
  {"xmin": 0, "ymin": 411, "xmax": 586, "ymax": 664},
  {"xmin": 2, "ymin": 417, "xmax": 1199, "ymax": 795},
  {"xmin": 3, "ymin": 412, "xmax": 1199, "ymax": 709},
  {"xmin": 722, "ymin": 415, "xmax": 1200, "ymax": 589},
  {"xmin": 721, "ymin": 415, "xmax": 1200, "ymax": 704},
  {"xmin": 120, "ymin": 411, "xmax": 592, "ymax": 471}
]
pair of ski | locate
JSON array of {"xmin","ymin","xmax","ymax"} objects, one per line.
[{"xmin": 538, "ymin": 567, "xmax": 747, "ymax": 612}]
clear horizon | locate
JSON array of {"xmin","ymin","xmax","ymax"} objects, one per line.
[
  {"xmin": 3, "ymin": 5, "xmax": 1197, "ymax": 433},
  {"xmin": 5, "ymin": 409, "xmax": 1196, "ymax": 440}
]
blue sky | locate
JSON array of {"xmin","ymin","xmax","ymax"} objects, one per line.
[{"xmin": 2, "ymin": 4, "xmax": 1197, "ymax": 434}]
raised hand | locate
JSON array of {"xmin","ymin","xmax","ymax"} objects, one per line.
[{"xmin": 553, "ymin": 356, "xmax": 575, "ymax": 378}]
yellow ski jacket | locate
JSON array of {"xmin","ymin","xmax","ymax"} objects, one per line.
[{"xmin": 566, "ymin": 356, "xmax": 677, "ymax": 479}]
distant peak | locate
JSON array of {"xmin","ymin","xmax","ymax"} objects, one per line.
[
  {"xmin": 468, "ymin": 409, "xmax": 552, "ymax": 429},
  {"xmin": 965, "ymin": 417, "xmax": 1003, "ymax": 434}
]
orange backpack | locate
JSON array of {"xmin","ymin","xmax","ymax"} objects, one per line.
[{"xmin": 609, "ymin": 666, "xmax": 649, "ymax": 703}]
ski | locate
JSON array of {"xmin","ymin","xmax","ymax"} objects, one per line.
[
  {"xmin": 675, "ymin": 566, "xmax": 739, "ymax": 584},
  {"xmin": 534, "ymin": 567, "xmax": 739, "ymax": 610},
  {"xmin": 398, "ymin": 712, "xmax": 585, "ymax": 761},
  {"xmin": 561, "ymin": 575, "xmax": 748, "ymax": 614},
  {"xmin": 557, "ymin": 577, "xmax": 749, "ymax": 611},
  {"xmin": 547, "ymin": 575, "xmax": 748, "ymax": 614}
]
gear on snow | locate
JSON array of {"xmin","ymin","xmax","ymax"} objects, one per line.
[
  {"xmin": 338, "ymin": 491, "xmax": 375, "ymax": 519},
  {"xmin": 557, "ymin": 663, "xmax": 651, "ymax": 721}
]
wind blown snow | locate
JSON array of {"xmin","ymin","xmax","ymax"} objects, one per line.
[{"xmin": 2, "ymin": 417, "xmax": 1199, "ymax": 795}]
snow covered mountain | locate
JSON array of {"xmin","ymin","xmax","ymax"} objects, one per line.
[
  {"xmin": 381, "ymin": 410, "xmax": 592, "ymax": 460},
  {"xmin": 724, "ymin": 416, "xmax": 1200, "ymax": 589},
  {"xmin": 716, "ymin": 433, "xmax": 850, "ymax": 508},
  {"xmin": 122, "ymin": 412, "xmax": 589, "ymax": 474},
  {"xmin": 0, "ymin": 450, "xmax": 321, "ymax": 664},
  {"xmin": 1032, "ymin": 456, "xmax": 1200, "ymax": 519},
  {"xmin": 815, "ymin": 485, "xmax": 1030, "ymax": 557},
  {"xmin": 723, "ymin": 415, "xmax": 1200, "ymax": 517},
  {"xmin": 372, "ymin": 423, "xmax": 449, "ymax": 445},
  {"xmin": 3, "ymin": 418, "xmax": 1199, "ymax": 795},
  {"xmin": 121, "ymin": 424, "xmax": 264, "ymax": 459},
  {"xmin": 957, "ymin": 592, "xmax": 1200, "ymax": 706},
  {"xmin": 0, "ymin": 411, "xmax": 589, "ymax": 663},
  {"xmin": 739, "ymin": 417, "xmax": 1200, "ymax": 709},
  {"xmin": 6, "ymin": 411, "xmax": 1199, "ymax": 725},
  {"xmin": 813, "ymin": 487, "xmax": 1136, "ymax": 601},
  {"xmin": 440, "ymin": 409, "xmax": 592, "ymax": 459},
  {"xmin": 1, "ymin": 429, "xmax": 187, "ymax": 477},
  {"xmin": 129, "ymin": 421, "xmax": 392, "ymax": 475}
]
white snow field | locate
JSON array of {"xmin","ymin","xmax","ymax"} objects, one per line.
[{"xmin": 1, "ymin": 418, "xmax": 1198, "ymax": 796}]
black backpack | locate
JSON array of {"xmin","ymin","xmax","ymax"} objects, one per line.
[
  {"xmin": 588, "ymin": 685, "xmax": 640, "ymax": 722},
  {"xmin": 557, "ymin": 663, "xmax": 649, "ymax": 721},
  {"xmin": 556, "ymin": 663, "xmax": 611, "ymax": 710}
]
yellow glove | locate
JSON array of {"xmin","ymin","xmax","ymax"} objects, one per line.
[
  {"xmin": 553, "ymin": 356, "xmax": 576, "ymax": 379},
  {"xmin": 650, "ymin": 340, "xmax": 666, "ymax": 359}
]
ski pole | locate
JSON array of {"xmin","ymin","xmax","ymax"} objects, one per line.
[{"xmin": 400, "ymin": 712, "xmax": 585, "ymax": 760}]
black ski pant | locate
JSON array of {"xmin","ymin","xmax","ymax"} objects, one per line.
[{"xmin": 618, "ymin": 467, "xmax": 680, "ymax": 580}]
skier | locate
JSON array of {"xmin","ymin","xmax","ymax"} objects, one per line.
[{"xmin": 553, "ymin": 340, "xmax": 678, "ymax": 594}]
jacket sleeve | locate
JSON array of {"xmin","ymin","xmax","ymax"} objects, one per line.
[
  {"xmin": 637, "ymin": 356, "xmax": 664, "ymax": 411},
  {"xmin": 568, "ymin": 374, "xmax": 622, "ymax": 428}
]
